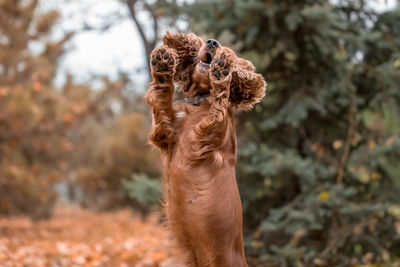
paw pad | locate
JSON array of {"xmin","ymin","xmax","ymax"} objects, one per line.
[
  {"xmin": 150, "ymin": 46, "xmax": 176, "ymax": 75},
  {"xmin": 211, "ymin": 54, "xmax": 230, "ymax": 80}
]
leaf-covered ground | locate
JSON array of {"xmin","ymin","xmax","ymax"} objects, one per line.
[{"xmin": 0, "ymin": 206, "xmax": 183, "ymax": 267}]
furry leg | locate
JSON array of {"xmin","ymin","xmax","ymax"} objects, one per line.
[
  {"xmin": 145, "ymin": 46, "xmax": 177, "ymax": 151},
  {"xmin": 189, "ymin": 53, "xmax": 233, "ymax": 160}
]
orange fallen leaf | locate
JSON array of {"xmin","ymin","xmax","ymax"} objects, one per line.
[
  {"xmin": 33, "ymin": 82, "xmax": 42, "ymax": 92},
  {"xmin": 151, "ymin": 251, "xmax": 168, "ymax": 263}
]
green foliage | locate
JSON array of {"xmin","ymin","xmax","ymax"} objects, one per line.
[
  {"xmin": 122, "ymin": 173, "xmax": 161, "ymax": 207},
  {"xmin": 122, "ymin": 173, "xmax": 162, "ymax": 218},
  {"xmin": 158, "ymin": 0, "xmax": 400, "ymax": 265}
]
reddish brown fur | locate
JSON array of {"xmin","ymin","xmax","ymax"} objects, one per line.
[{"xmin": 144, "ymin": 32, "xmax": 266, "ymax": 267}]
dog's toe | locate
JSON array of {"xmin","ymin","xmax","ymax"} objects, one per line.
[{"xmin": 163, "ymin": 52, "xmax": 169, "ymax": 60}]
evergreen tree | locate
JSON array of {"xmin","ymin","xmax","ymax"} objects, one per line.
[{"xmin": 164, "ymin": 0, "xmax": 400, "ymax": 265}]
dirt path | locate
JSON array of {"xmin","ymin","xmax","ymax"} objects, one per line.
[{"xmin": 0, "ymin": 206, "xmax": 183, "ymax": 267}]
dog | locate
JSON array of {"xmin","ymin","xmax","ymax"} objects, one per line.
[{"xmin": 145, "ymin": 32, "xmax": 266, "ymax": 267}]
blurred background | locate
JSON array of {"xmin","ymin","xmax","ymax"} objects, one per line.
[{"xmin": 1, "ymin": 0, "xmax": 400, "ymax": 266}]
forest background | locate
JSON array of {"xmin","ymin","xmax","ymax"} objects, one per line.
[{"xmin": 1, "ymin": 0, "xmax": 400, "ymax": 266}]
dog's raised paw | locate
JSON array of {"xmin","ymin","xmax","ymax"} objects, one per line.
[
  {"xmin": 150, "ymin": 46, "xmax": 177, "ymax": 78},
  {"xmin": 210, "ymin": 52, "xmax": 232, "ymax": 82}
]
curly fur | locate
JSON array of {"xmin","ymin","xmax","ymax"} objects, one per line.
[
  {"xmin": 145, "ymin": 32, "xmax": 266, "ymax": 267},
  {"xmin": 163, "ymin": 31, "xmax": 266, "ymax": 110}
]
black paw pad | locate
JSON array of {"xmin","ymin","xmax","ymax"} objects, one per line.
[
  {"xmin": 151, "ymin": 46, "xmax": 177, "ymax": 75},
  {"xmin": 212, "ymin": 54, "xmax": 230, "ymax": 80},
  {"xmin": 158, "ymin": 64, "xmax": 168, "ymax": 72},
  {"xmin": 214, "ymin": 70, "xmax": 221, "ymax": 79}
]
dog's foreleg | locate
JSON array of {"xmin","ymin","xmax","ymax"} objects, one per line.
[
  {"xmin": 191, "ymin": 53, "xmax": 232, "ymax": 160},
  {"xmin": 145, "ymin": 46, "xmax": 177, "ymax": 151}
]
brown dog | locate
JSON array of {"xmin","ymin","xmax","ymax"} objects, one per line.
[{"xmin": 145, "ymin": 32, "xmax": 266, "ymax": 267}]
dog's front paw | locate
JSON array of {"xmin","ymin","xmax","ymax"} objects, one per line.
[
  {"xmin": 210, "ymin": 52, "xmax": 232, "ymax": 83},
  {"xmin": 150, "ymin": 46, "xmax": 177, "ymax": 82}
]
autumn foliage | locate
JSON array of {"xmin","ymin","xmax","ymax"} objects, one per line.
[
  {"xmin": 0, "ymin": 205, "xmax": 182, "ymax": 266},
  {"xmin": 1, "ymin": 0, "xmax": 69, "ymax": 218},
  {"xmin": 0, "ymin": 0, "xmax": 158, "ymax": 218}
]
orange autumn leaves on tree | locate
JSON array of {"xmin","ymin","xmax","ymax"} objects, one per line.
[
  {"xmin": 0, "ymin": 0, "xmax": 71, "ymax": 218},
  {"xmin": 0, "ymin": 0, "xmax": 157, "ymax": 218}
]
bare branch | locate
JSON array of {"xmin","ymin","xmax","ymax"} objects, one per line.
[
  {"xmin": 125, "ymin": 0, "xmax": 159, "ymax": 78},
  {"xmin": 336, "ymin": 89, "xmax": 357, "ymax": 184},
  {"xmin": 142, "ymin": 1, "xmax": 159, "ymax": 48},
  {"xmin": 80, "ymin": 15, "xmax": 125, "ymax": 33},
  {"xmin": 126, "ymin": 0, "xmax": 149, "ymax": 50}
]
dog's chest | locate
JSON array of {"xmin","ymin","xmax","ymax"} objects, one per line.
[
  {"xmin": 173, "ymin": 104, "xmax": 210, "ymax": 132},
  {"xmin": 175, "ymin": 110, "xmax": 186, "ymax": 119},
  {"xmin": 172, "ymin": 103, "xmax": 237, "ymax": 158}
]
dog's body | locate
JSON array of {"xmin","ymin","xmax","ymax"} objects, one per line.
[
  {"xmin": 166, "ymin": 103, "xmax": 245, "ymax": 267},
  {"xmin": 145, "ymin": 32, "xmax": 266, "ymax": 267}
]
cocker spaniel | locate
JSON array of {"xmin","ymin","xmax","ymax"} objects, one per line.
[{"xmin": 145, "ymin": 32, "xmax": 266, "ymax": 267}]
